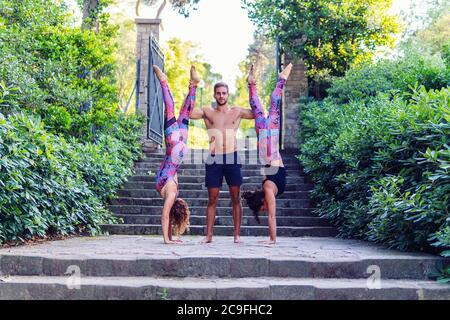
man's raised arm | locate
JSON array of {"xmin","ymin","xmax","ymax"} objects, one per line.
[
  {"xmin": 240, "ymin": 107, "xmax": 254, "ymax": 119},
  {"xmin": 190, "ymin": 107, "xmax": 205, "ymax": 119}
]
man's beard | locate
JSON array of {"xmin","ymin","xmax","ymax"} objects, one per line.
[{"xmin": 216, "ymin": 99, "xmax": 227, "ymax": 106}]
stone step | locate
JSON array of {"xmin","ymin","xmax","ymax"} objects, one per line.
[
  {"xmin": 101, "ymin": 224, "xmax": 337, "ymax": 237},
  {"xmin": 134, "ymin": 162, "xmax": 302, "ymax": 170},
  {"xmin": 140, "ymin": 150, "xmax": 299, "ymax": 157},
  {"xmin": 109, "ymin": 197, "xmax": 314, "ymax": 208},
  {"xmin": 132, "ymin": 168, "xmax": 304, "ymax": 177},
  {"xmin": 127, "ymin": 175, "xmax": 309, "ymax": 183},
  {"xmin": 0, "ymin": 236, "xmax": 446, "ymax": 281},
  {"xmin": 114, "ymin": 215, "xmax": 331, "ymax": 227},
  {"xmin": 115, "ymin": 189, "xmax": 310, "ymax": 200},
  {"xmin": 0, "ymin": 253, "xmax": 442, "ymax": 281},
  {"xmin": 140, "ymin": 155, "xmax": 302, "ymax": 165},
  {"xmin": 107, "ymin": 205, "xmax": 318, "ymax": 217},
  {"xmin": 1, "ymin": 276, "xmax": 448, "ymax": 300},
  {"xmin": 122, "ymin": 182, "xmax": 314, "ymax": 191}
]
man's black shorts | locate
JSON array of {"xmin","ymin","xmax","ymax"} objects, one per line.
[{"xmin": 205, "ymin": 152, "xmax": 243, "ymax": 188}]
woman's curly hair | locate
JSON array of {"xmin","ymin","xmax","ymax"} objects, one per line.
[
  {"xmin": 241, "ymin": 189, "xmax": 265, "ymax": 224},
  {"xmin": 170, "ymin": 198, "xmax": 190, "ymax": 236}
]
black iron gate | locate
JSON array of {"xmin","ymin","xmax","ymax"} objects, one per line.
[
  {"xmin": 147, "ymin": 35, "xmax": 165, "ymax": 145},
  {"xmin": 276, "ymin": 36, "xmax": 283, "ymax": 149}
]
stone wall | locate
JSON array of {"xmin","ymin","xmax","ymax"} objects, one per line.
[{"xmin": 282, "ymin": 55, "xmax": 308, "ymax": 151}]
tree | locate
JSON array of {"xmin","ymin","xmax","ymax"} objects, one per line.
[
  {"xmin": 416, "ymin": 14, "xmax": 450, "ymax": 55},
  {"xmin": 135, "ymin": 0, "xmax": 201, "ymax": 17},
  {"xmin": 79, "ymin": 0, "xmax": 112, "ymax": 32},
  {"xmin": 242, "ymin": 0, "xmax": 401, "ymax": 99},
  {"xmin": 232, "ymin": 32, "xmax": 277, "ymax": 135}
]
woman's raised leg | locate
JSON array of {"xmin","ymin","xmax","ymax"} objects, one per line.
[{"xmin": 177, "ymin": 65, "xmax": 200, "ymax": 143}]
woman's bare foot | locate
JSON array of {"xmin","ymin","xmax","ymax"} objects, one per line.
[
  {"xmin": 189, "ymin": 65, "xmax": 201, "ymax": 87},
  {"xmin": 200, "ymin": 236, "xmax": 212, "ymax": 244},
  {"xmin": 247, "ymin": 64, "xmax": 257, "ymax": 85},
  {"xmin": 153, "ymin": 65, "xmax": 168, "ymax": 83},
  {"xmin": 164, "ymin": 239, "xmax": 179, "ymax": 244},
  {"xmin": 279, "ymin": 63, "xmax": 293, "ymax": 80}
]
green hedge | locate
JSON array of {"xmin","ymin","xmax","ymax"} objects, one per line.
[
  {"xmin": 327, "ymin": 50, "xmax": 450, "ymax": 104},
  {"xmin": 0, "ymin": 0, "xmax": 120, "ymax": 140},
  {"xmin": 0, "ymin": 0, "xmax": 144, "ymax": 244},
  {"xmin": 0, "ymin": 111, "xmax": 142, "ymax": 243},
  {"xmin": 299, "ymin": 86, "xmax": 449, "ymax": 253}
]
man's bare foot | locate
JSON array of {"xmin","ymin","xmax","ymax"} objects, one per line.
[
  {"xmin": 279, "ymin": 63, "xmax": 293, "ymax": 80},
  {"xmin": 153, "ymin": 65, "xmax": 168, "ymax": 83},
  {"xmin": 234, "ymin": 236, "xmax": 244, "ymax": 244},
  {"xmin": 189, "ymin": 65, "xmax": 201, "ymax": 87},
  {"xmin": 200, "ymin": 236, "xmax": 212, "ymax": 244},
  {"xmin": 247, "ymin": 64, "xmax": 257, "ymax": 85},
  {"xmin": 258, "ymin": 239, "xmax": 276, "ymax": 245}
]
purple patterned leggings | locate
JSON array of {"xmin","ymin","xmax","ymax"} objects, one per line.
[
  {"xmin": 155, "ymin": 80, "xmax": 197, "ymax": 193},
  {"xmin": 248, "ymin": 78, "xmax": 286, "ymax": 163}
]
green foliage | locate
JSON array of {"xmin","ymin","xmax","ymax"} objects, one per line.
[
  {"xmin": 414, "ymin": 14, "xmax": 450, "ymax": 56},
  {"xmin": 0, "ymin": 111, "xmax": 142, "ymax": 244},
  {"xmin": 242, "ymin": 0, "xmax": 401, "ymax": 99},
  {"xmin": 299, "ymin": 86, "xmax": 449, "ymax": 253},
  {"xmin": 169, "ymin": 0, "xmax": 201, "ymax": 17},
  {"xmin": 0, "ymin": 113, "xmax": 107, "ymax": 242},
  {"xmin": 0, "ymin": 0, "xmax": 120, "ymax": 141},
  {"xmin": 138, "ymin": 0, "xmax": 201, "ymax": 17},
  {"xmin": 164, "ymin": 38, "xmax": 221, "ymax": 108},
  {"xmin": 327, "ymin": 50, "xmax": 450, "ymax": 104},
  {"xmin": 0, "ymin": 0, "xmax": 143, "ymax": 244},
  {"xmin": 429, "ymin": 226, "xmax": 450, "ymax": 283}
]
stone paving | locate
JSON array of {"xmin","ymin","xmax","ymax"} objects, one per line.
[{"xmin": 0, "ymin": 235, "xmax": 440, "ymax": 261}]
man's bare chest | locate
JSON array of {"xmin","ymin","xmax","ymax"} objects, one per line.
[{"xmin": 205, "ymin": 110, "xmax": 241, "ymax": 129}]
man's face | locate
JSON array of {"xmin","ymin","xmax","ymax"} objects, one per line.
[{"xmin": 214, "ymin": 86, "xmax": 229, "ymax": 106}]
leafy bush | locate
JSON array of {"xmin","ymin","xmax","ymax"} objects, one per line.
[
  {"xmin": 0, "ymin": 111, "xmax": 142, "ymax": 244},
  {"xmin": 327, "ymin": 51, "xmax": 449, "ymax": 104},
  {"xmin": 0, "ymin": 0, "xmax": 144, "ymax": 244},
  {"xmin": 430, "ymin": 226, "xmax": 450, "ymax": 283},
  {"xmin": 0, "ymin": 0, "xmax": 120, "ymax": 141},
  {"xmin": 0, "ymin": 113, "xmax": 101, "ymax": 242},
  {"xmin": 298, "ymin": 86, "xmax": 449, "ymax": 253}
]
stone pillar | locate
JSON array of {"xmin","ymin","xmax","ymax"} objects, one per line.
[
  {"xmin": 281, "ymin": 54, "xmax": 308, "ymax": 151},
  {"xmin": 135, "ymin": 18, "xmax": 162, "ymax": 152}
]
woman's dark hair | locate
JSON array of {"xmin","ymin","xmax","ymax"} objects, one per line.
[
  {"xmin": 170, "ymin": 198, "xmax": 190, "ymax": 235},
  {"xmin": 241, "ymin": 189, "xmax": 265, "ymax": 224}
]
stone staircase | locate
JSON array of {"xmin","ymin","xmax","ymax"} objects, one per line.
[
  {"xmin": 0, "ymin": 236, "xmax": 449, "ymax": 300},
  {"xmin": 102, "ymin": 148, "xmax": 338, "ymax": 237},
  {"xmin": 1, "ymin": 148, "xmax": 448, "ymax": 300}
]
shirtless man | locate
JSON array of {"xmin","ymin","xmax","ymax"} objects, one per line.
[{"xmin": 190, "ymin": 82, "xmax": 254, "ymax": 243}]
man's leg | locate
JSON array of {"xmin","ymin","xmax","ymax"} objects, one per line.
[
  {"xmin": 201, "ymin": 187, "xmax": 220, "ymax": 243},
  {"xmin": 224, "ymin": 153, "xmax": 244, "ymax": 243},
  {"xmin": 202, "ymin": 157, "xmax": 223, "ymax": 243},
  {"xmin": 228, "ymin": 185, "xmax": 243, "ymax": 243}
]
